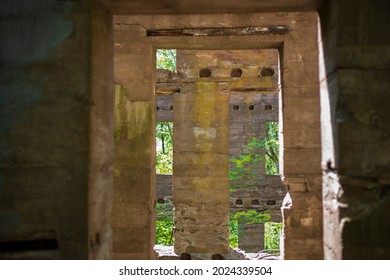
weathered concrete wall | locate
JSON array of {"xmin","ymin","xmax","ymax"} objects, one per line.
[
  {"xmin": 229, "ymin": 94, "xmax": 279, "ymax": 158},
  {"xmin": 239, "ymin": 223, "xmax": 265, "ymax": 252},
  {"xmin": 230, "ymin": 177, "xmax": 285, "ymax": 222},
  {"xmin": 156, "ymin": 174, "xmax": 173, "ymax": 203},
  {"xmin": 156, "ymin": 96, "xmax": 174, "ymax": 122},
  {"xmin": 113, "ymin": 26, "xmax": 156, "ymax": 260},
  {"xmin": 0, "ymin": 0, "xmax": 113, "ymax": 259},
  {"xmin": 320, "ymin": 0, "xmax": 390, "ymax": 259}
]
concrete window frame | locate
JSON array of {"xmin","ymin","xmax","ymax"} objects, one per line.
[{"xmin": 113, "ymin": 12, "xmax": 323, "ymax": 260}]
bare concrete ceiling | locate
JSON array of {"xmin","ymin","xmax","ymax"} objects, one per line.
[{"xmin": 104, "ymin": 0, "xmax": 323, "ymax": 15}]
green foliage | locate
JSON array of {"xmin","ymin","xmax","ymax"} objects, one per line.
[
  {"xmin": 156, "ymin": 122, "xmax": 173, "ymax": 174},
  {"xmin": 229, "ymin": 219, "xmax": 239, "ymax": 248},
  {"xmin": 229, "ymin": 122, "xmax": 279, "ymax": 189},
  {"xmin": 264, "ymin": 222, "xmax": 282, "ymax": 251},
  {"xmin": 229, "ymin": 137, "xmax": 264, "ymax": 190},
  {"xmin": 155, "ymin": 202, "xmax": 174, "ymax": 246},
  {"xmin": 264, "ymin": 121, "xmax": 279, "ymax": 175},
  {"xmin": 232, "ymin": 210, "xmax": 271, "ymax": 224},
  {"xmin": 156, "ymin": 49, "xmax": 176, "ymax": 71}
]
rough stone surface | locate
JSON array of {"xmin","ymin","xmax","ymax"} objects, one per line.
[
  {"xmin": 231, "ymin": 180, "xmax": 286, "ymax": 222},
  {"xmin": 238, "ymin": 223, "xmax": 265, "ymax": 252}
]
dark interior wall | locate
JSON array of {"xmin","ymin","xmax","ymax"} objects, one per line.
[
  {"xmin": 0, "ymin": 0, "xmax": 113, "ymax": 259},
  {"xmin": 320, "ymin": 0, "xmax": 390, "ymax": 259}
]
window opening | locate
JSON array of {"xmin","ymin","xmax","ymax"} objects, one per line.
[
  {"xmin": 155, "ymin": 48, "xmax": 176, "ymax": 248},
  {"xmin": 156, "ymin": 49, "xmax": 176, "ymax": 71},
  {"xmin": 155, "ymin": 123, "xmax": 174, "ymax": 246},
  {"xmin": 264, "ymin": 222, "xmax": 282, "ymax": 253},
  {"xmin": 156, "ymin": 122, "xmax": 173, "ymax": 175}
]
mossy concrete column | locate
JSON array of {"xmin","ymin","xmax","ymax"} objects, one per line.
[
  {"xmin": 113, "ymin": 25, "xmax": 155, "ymax": 260},
  {"xmin": 173, "ymin": 82, "xmax": 230, "ymax": 254}
]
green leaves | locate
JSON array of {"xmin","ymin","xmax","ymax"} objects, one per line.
[
  {"xmin": 156, "ymin": 49, "xmax": 176, "ymax": 71},
  {"xmin": 156, "ymin": 202, "xmax": 174, "ymax": 246},
  {"xmin": 156, "ymin": 122, "xmax": 173, "ymax": 174},
  {"xmin": 229, "ymin": 122, "xmax": 280, "ymax": 190},
  {"xmin": 229, "ymin": 137, "xmax": 264, "ymax": 190},
  {"xmin": 265, "ymin": 222, "xmax": 282, "ymax": 251},
  {"xmin": 264, "ymin": 121, "xmax": 279, "ymax": 175},
  {"xmin": 231, "ymin": 210, "xmax": 271, "ymax": 225},
  {"xmin": 229, "ymin": 219, "xmax": 239, "ymax": 248}
]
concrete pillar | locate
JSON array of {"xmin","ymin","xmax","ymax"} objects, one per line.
[
  {"xmin": 112, "ymin": 25, "xmax": 155, "ymax": 259},
  {"xmin": 280, "ymin": 12, "xmax": 324, "ymax": 259},
  {"xmin": 238, "ymin": 223, "xmax": 265, "ymax": 252},
  {"xmin": 173, "ymin": 82, "xmax": 230, "ymax": 254}
]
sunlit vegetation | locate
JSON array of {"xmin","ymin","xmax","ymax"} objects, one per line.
[
  {"xmin": 156, "ymin": 49, "xmax": 176, "ymax": 71},
  {"xmin": 156, "ymin": 122, "xmax": 173, "ymax": 174},
  {"xmin": 156, "ymin": 201, "xmax": 174, "ymax": 246}
]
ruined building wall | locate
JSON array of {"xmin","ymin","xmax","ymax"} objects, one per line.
[
  {"xmin": 320, "ymin": 0, "xmax": 390, "ymax": 259},
  {"xmin": 0, "ymin": 0, "xmax": 113, "ymax": 259}
]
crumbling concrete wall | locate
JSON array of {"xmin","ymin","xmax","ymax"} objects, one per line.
[
  {"xmin": 320, "ymin": 0, "xmax": 390, "ymax": 259},
  {"xmin": 0, "ymin": 0, "xmax": 113, "ymax": 259}
]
